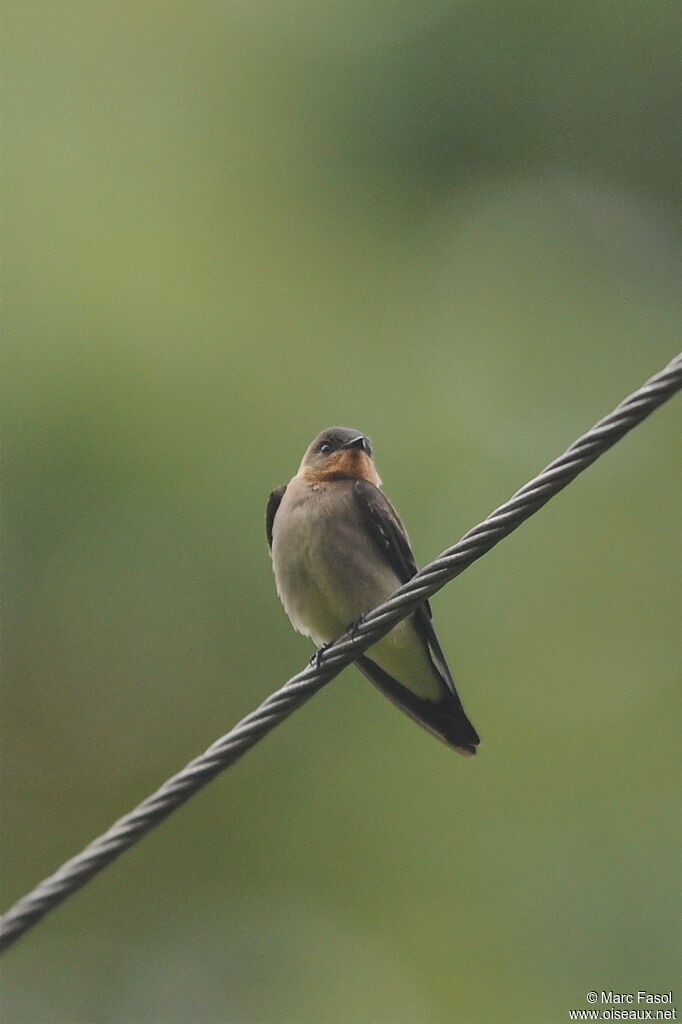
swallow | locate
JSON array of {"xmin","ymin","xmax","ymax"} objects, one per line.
[{"xmin": 266, "ymin": 427, "xmax": 480, "ymax": 755}]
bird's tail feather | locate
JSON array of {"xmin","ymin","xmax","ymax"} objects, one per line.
[{"xmin": 355, "ymin": 656, "xmax": 480, "ymax": 756}]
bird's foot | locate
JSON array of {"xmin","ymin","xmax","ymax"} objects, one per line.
[
  {"xmin": 311, "ymin": 642, "xmax": 334, "ymax": 670},
  {"xmin": 346, "ymin": 617, "xmax": 364, "ymax": 640}
]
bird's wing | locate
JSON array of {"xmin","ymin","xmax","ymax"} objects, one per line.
[
  {"xmin": 352, "ymin": 479, "xmax": 420, "ymax": 586},
  {"xmin": 352, "ymin": 478, "xmax": 457, "ymax": 696},
  {"xmin": 266, "ymin": 485, "xmax": 287, "ymax": 550}
]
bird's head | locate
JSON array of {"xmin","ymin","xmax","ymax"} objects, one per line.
[{"xmin": 298, "ymin": 427, "xmax": 381, "ymax": 486}]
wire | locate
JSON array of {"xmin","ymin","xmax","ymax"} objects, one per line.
[{"xmin": 2, "ymin": 352, "xmax": 680, "ymax": 953}]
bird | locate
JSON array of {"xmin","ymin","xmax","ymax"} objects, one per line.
[{"xmin": 266, "ymin": 427, "xmax": 480, "ymax": 755}]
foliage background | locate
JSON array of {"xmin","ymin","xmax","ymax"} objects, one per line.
[{"xmin": 3, "ymin": 3, "xmax": 680, "ymax": 1022}]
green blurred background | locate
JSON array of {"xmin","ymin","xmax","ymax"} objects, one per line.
[{"xmin": 3, "ymin": 3, "xmax": 680, "ymax": 1022}]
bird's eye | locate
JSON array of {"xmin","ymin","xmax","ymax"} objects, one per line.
[{"xmin": 319, "ymin": 443, "xmax": 332, "ymax": 454}]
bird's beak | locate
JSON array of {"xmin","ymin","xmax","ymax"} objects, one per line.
[
  {"xmin": 342, "ymin": 434, "xmax": 368, "ymax": 454},
  {"xmin": 341, "ymin": 435, "xmax": 371, "ymax": 455}
]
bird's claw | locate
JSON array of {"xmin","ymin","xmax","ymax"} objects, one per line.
[
  {"xmin": 311, "ymin": 642, "xmax": 333, "ymax": 670},
  {"xmin": 346, "ymin": 617, "xmax": 363, "ymax": 640},
  {"xmin": 311, "ymin": 619, "xmax": 363, "ymax": 670}
]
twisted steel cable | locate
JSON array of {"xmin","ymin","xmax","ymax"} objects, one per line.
[{"xmin": 2, "ymin": 352, "xmax": 681, "ymax": 953}]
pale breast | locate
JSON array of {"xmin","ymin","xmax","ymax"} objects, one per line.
[{"xmin": 271, "ymin": 478, "xmax": 400, "ymax": 646}]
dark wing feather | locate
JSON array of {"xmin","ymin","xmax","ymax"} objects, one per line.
[
  {"xmin": 266, "ymin": 485, "xmax": 286, "ymax": 550},
  {"xmin": 352, "ymin": 478, "xmax": 422, "ymax": 589},
  {"xmin": 352, "ymin": 478, "xmax": 458, "ymax": 697}
]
